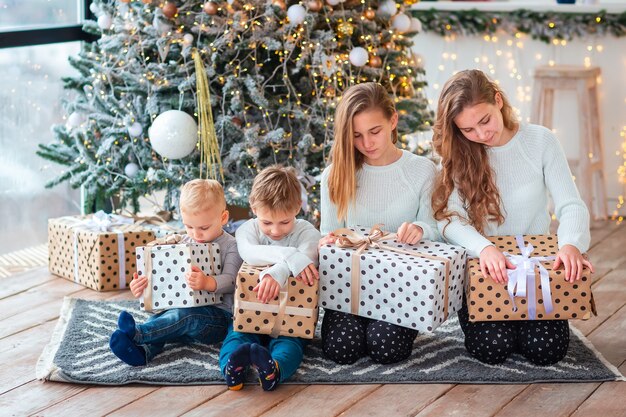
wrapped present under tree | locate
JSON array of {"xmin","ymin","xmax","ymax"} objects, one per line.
[{"xmin": 48, "ymin": 211, "xmax": 155, "ymax": 291}]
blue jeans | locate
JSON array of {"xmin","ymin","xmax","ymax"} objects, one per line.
[
  {"xmin": 218, "ymin": 324, "xmax": 308, "ymax": 382},
  {"xmin": 134, "ymin": 306, "xmax": 232, "ymax": 361}
]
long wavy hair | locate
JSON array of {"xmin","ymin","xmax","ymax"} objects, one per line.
[
  {"xmin": 431, "ymin": 69, "xmax": 518, "ymax": 234},
  {"xmin": 327, "ymin": 82, "xmax": 398, "ymax": 222}
]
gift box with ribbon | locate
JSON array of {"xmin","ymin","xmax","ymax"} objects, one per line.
[
  {"xmin": 466, "ymin": 235, "xmax": 596, "ymax": 322},
  {"xmin": 233, "ymin": 263, "xmax": 319, "ymax": 339},
  {"xmin": 48, "ymin": 211, "xmax": 155, "ymax": 291},
  {"xmin": 318, "ymin": 225, "xmax": 467, "ymax": 332},
  {"xmin": 136, "ymin": 239, "xmax": 223, "ymax": 312}
]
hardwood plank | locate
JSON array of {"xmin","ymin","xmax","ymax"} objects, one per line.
[
  {"xmin": 108, "ymin": 386, "xmax": 225, "ymax": 417},
  {"xmin": 0, "ymin": 278, "xmax": 83, "ymax": 320},
  {"xmin": 414, "ymin": 385, "xmax": 527, "ymax": 417},
  {"xmin": 587, "ymin": 226, "xmax": 626, "ymax": 271},
  {"xmin": 0, "ymin": 380, "xmax": 88, "ymax": 416},
  {"xmin": 340, "ymin": 384, "xmax": 454, "ymax": 417},
  {"xmin": 0, "ymin": 267, "xmax": 55, "ymax": 300},
  {"xmin": 587, "ymin": 304, "xmax": 626, "ymax": 366},
  {"xmin": 261, "ymin": 385, "xmax": 380, "ymax": 417},
  {"xmin": 0, "ymin": 321, "xmax": 56, "ymax": 394},
  {"xmin": 492, "ymin": 383, "xmax": 599, "ymax": 417},
  {"xmin": 34, "ymin": 386, "xmax": 159, "ymax": 416},
  {"xmin": 570, "ymin": 363, "xmax": 626, "ymax": 417},
  {"xmin": 589, "ymin": 220, "xmax": 622, "ymax": 249},
  {"xmin": 182, "ymin": 385, "xmax": 307, "ymax": 417},
  {"xmin": 571, "ymin": 266, "xmax": 626, "ymax": 336}
]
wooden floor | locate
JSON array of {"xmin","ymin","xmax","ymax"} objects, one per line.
[{"xmin": 1, "ymin": 222, "xmax": 625, "ymax": 417}]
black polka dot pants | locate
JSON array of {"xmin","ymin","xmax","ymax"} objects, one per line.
[
  {"xmin": 458, "ymin": 295, "xmax": 570, "ymax": 365},
  {"xmin": 321, "ymin": 309, "xmax": 418, "ymax": 365}
]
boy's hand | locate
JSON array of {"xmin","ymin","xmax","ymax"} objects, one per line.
[
  {"xmin": 318, "ymin": 232, "xmax": 337, "ymax": 248},
  {"xmin": 553, "ymin": 244, "xmax": 594, "ymax": 283},
  {"xmin": 186, "ymin": 265, "xmax": 217, "ymax": 291},
  {"xmin": 130, "ymin": 273, "xmax": 148, "ymax": 298},
  {"xmin": 396, "ymin": 222, "xmax": 423, "ymax": 245},
  {"xmin": 479, "ymin": 245, "xmax": 516, "ymax": 285},
  {"xmin": 254, "ymin": 275, "xmax": 281, "ymax": 304},
  {"xmin": 296, "ymin": 263, "xmax": 319, "ymax": 286}
]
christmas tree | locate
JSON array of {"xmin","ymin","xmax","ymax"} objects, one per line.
[{"xmin": 37, "ymin": 0, "xmax": 432, "ymax": 223}]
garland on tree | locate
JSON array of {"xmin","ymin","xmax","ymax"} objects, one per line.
[
  {"xmin": 37, "ymin": 0, "xmax": 433, "ymax": 223},
  {"xmin": 410, "ymin": 8, "xmax": 626, "ymax": 43}
]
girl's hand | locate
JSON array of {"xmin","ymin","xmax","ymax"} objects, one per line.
[
  {"xmin": 254, "ymin": 275, "xmax": 281, "ymax": 303},
  {"xmin": 396, "ymin": 222, "xmax": 423, "ymax": 245},
  {"xmin": 479, "ymin": 245, "xmax": 516, "ymax": 284},
  {"xmin": 318, "ymin": 232, "xmax": 337, "ymax": 248},
  {"xmin": 553, "ymin": 244, "xmax": 594, "ymax": 283},
  {"xmin": 296, "ymin": 263, "xmax": 319, "ymax": 286},
  {"xmin": 130, "ymin": 273, "xmax": 148, "ymax": 298}
]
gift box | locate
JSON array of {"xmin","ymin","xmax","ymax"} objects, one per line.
[
  {"xmin": 48, "ymin": 212, "xmax": 155, "ymax": 291},
  {"xmin": 318, "ymin": 226, "xmax": 467, "ymax": 332},
  {"xmin": 233, "ymin": 262, "xmax": 319, "ymax": 339},
  {"xmin": 136, "ymin": 242, "xmax": 223, "ymax": 312},
  {"xmin": 466, "ymin": 235, "xmax": 596, "ymax": 322}
]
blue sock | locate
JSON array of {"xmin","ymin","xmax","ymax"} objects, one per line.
[
  {"xmin": 224, "ymin": 343, "xmax": 251, "ymax": 390},
  {"xmin": 250, "ymin": 343, "xmax": 280, "ymax": 391},
  {"xmin": 118, "ymin": 311, "xmax": 136, "ymax": 337},
  {"xmin": 109, "ymin": 329, "xmax": 146, "ymax": 366}
]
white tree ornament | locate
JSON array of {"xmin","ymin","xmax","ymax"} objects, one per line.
[
  {"xmin": 287, "ymin": 4, "xmax": 306, "ymax": 25},
  {"xmin": 148, "ymin": 110, "xmax": 198, "ymax": 159},
  {"xmin": 349, "ymin": 47, "xmax": 369, "ymax": 67}
]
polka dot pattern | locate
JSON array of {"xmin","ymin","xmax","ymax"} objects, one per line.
[
  {"xmin": 466, "ymin": 235, "xmax": 595, "ymax": 321},
  {"xmin": 48, "ymin": 217, "xmax": 155, "ymax": 291},
  {"xmin": 233, "ymin": 262, "xmax": 319, "ymax": 339},
  {"xmin": 136, "ymin": 242, "xmax": 223, "ymax": 311},
  {"xmin": 318, "ymin": 226, "xmax": 467, "ymax": 332}
]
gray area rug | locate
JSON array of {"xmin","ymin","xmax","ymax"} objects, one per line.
[{"xmin": 37, "ymin": 298, "xmax": 624, "ymax": 385}]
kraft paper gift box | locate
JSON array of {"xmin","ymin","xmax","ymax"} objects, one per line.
[
  {"xmin": 136, "ymin": 241, "xmax": 223, "ymax": 312},
  {"xmin": 233, "ymin": 262, "xmax": 319, "ymax": 339},
  {"xmin": 318, "ymin": 225, "xmax": 467, "ymax": 332},
  {"xmin": 48, "ymin": 211, "xmax": 155, "ymax": 291},
  {"xmin": 466, "ymin": 235, "xmax": 596, "ymax": 322}
]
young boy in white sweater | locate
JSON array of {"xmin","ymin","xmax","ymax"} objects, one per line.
[{"xmin": 219, "ymin": 165, "xmax": 321, "ymax": 391}]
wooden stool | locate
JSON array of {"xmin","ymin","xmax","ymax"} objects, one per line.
[{"xmin": 531, "ymin": 65, "xmax": 608, "ymax": 220}]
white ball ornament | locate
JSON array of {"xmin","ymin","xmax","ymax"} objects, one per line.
[
  {"xmin": 326, "ymin": 0, "xmax": 342, "ymax": 6},
  {"xmin": 124, "ymin": 163, "xmax": 140, "ymax": 178},
  {"xmin": 97, "ymin": 14, "xmax": 113, "ymax": 30},
  {"xmin": 287, "ymin": 4, "xmax": 306, "ymax": 25},
  {"xmin": 410, "ymin": 17, "xmax": 422, "ymax": 33},
  {"xmin": 349, "ymin": 47, "xmax": 369, "ymax": 67},
  {"xmin": 127, "ymin": 122, "xmax": 143, "ymax": 137},
  {"xmin": 378, "ymin": 0, "xmax": 397, "ymax": 16},
  {"xmin": 66, "ymin": 112, "xmax": 84, "ymax": 129},
  {"xmin": 148, "ymin": 110, "xmax": 198, "ymax": 159},
  {"xmin": 392, "ymin": 13, "xmax": 411, "ymax": 33}
]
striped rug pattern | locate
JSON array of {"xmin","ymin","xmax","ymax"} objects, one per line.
[
  {"xmin": 37, "ymin": 298, "xmax": 624, "ymax": 385},
  {"xmin": 0, "ymin": 244, "xmax": 48, "ymax": 278}
]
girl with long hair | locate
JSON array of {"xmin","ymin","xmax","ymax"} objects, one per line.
[
  {"xmin": 432, "ymin": 69, "xmax": 593, "ymax": 365},
  {"xmin": 319, "ymin": 82, "xmax": 439, "ymax": 365}
]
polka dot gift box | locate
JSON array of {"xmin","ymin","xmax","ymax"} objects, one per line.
[
  {"xmin": 136, "ymin": 242, "xmax": 223, "ymax": 312},
  {"xmin": 48, "ymin": 213, "xmax": 155, "ymax": 291},
  {"xmin": 466, "ymin": 235, "xmax": 596, "ymax": 322},
  {"xmin": 233, "ymin": 262, "xmax": 319, "ymax": 339},
  {"xmin": 318, "ymin": 226, "xmax": 467, "ymax": 332}
]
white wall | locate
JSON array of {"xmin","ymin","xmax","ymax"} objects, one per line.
[{"xmin": 411, "ymin": 5, "xmax": 626, "ymax": 216}]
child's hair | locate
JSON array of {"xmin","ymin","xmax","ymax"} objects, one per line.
[
  {"xmin": 249, "ymin": 165, "xmax": 302, "ymax": 213},
  {"xmin": 179, "ymin": 179, "xmax": 226, "ymax": 214},
  {"xmin": 431, "ymin": 69, "xmax": 518, "ymax": 234},
  {"xmin": 328, "ymin": 82, "xmax": 398, "ymax": 222}
]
